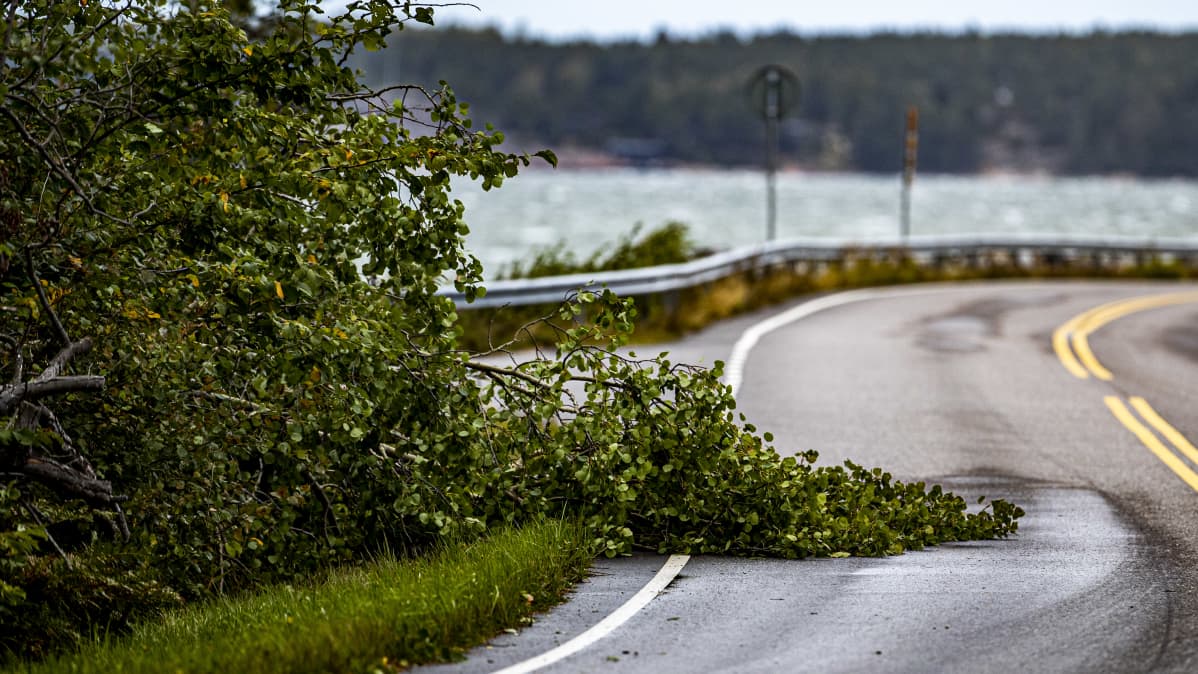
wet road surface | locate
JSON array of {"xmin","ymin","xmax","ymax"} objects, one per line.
[{"xmin": 421, "ymin": 280, "xmax": 1198, "ymax": 673}]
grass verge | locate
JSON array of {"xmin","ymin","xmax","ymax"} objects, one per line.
[{"xmin": 14, "ymin": 518, "xmax": 591, "ymax": 674}]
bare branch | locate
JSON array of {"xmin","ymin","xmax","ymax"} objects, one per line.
[
  {"xmin": 463, "ymin": 357, "xmax": 618, "ymax": 391},
  {"xmin": 325, "ymin": 83, "xmax": 435, "ymax": 103},
  {"xmin": 8, "ymin": 352, "xmax": 22, "ymax": 386},
  {"xmin": 20, "ymin": 457, "xmax": 128, "ymax": 508},
  {"xmin": 0, "ymin": 375, "xmax": 104, "ymax": 415},
  {"xmin": 20, "ymin": 500, "xmax": 73, "ymax": 569},
  {"xmin": 463, "ymin": 359, "xmax": 548, "ymax": 388},
  {"xmin": 187, "ymin": 390, "xmax": 274, "ymax": 416},
  {"xmin": 303, "ymin": 469, "xmax": 343, "ymax": 543},
  {"xmin": 264, "ymin": 189, "xmax": 312, "ymax": 208},
  {"xmin": 25, "ymin": 248, "xmax": 71, "ymax": 346},
  {"xmin": 0, "ymin": 106, "xmax": 138, "ymax": 230},
  {"xmin": 38, "ymin": 338, "xmax": 93, "ymax": 382}
]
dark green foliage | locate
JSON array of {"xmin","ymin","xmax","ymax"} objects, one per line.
[
  {"xmin": 474, "ymin": 307, "xmax": 1024, "ymax": 558},
  {"xmin": 501, "ymin": 221, "xmax": 696, "ymax": 279},
  {"xmin": 0, "ymin": 2, "xmax": 1022, "ymax": 663},
  {"xmin": 2, "ymin": 0, "xmax": 547, "ymax": 657},
  {"xmin": 0, "ymin": 485, "xmax": 45, "ymax": 613},
  {"xmin": 460, "ymin": 222, "xmax": 698, "ymax": 348},
  {"xmin": 355, "ymin": 28, "xmax": 1198, "ymax": 175}
]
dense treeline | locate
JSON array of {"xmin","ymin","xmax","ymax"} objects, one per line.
[{"xmin": 353, "ymin": 28, "xmax": 1198, "ymax": 175}]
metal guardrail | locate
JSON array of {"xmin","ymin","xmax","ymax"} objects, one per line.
[{"xmin": 439, "ymin": 234, "xmax": 1198, "ymax": 309}]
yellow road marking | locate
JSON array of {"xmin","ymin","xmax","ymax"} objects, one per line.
[
  {"xmin": 1071, "ymin": 326, "xmax": 1114, "ymax": 380},
  {"xmin": 1129, "ymin": 396, "xmax": 1198, "ymax": 468},
  {"xmin": 1105, "ymin": 396, "xmax": 1198, "ymax": 492},
  {"xmin": 1054, "ymin": 291, "xmax": 1198, "ymax": 380},
  {"xmin": 1051, "ymin": 294, "xmax": 1146, "ymax": 379},
  {"xmin": 1051, "ymin": 313, "xmax": 1090, "ymax": 378}
]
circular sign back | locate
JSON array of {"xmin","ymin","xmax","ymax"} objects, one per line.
[{"xmin": 748, "ymin": 64, "xmax": 800, "ymax": 120}]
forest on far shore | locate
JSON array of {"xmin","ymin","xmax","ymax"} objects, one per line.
[{"xmin": 352, "ymin": 27, "xmax": 1198, "ymax": 176}]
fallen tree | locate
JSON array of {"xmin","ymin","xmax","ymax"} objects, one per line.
[{"xmin": 0, "ymin": 0, "xmax": 1022, "ymax": 661}]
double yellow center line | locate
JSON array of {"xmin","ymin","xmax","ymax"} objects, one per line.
[
  {"xmin": 1104, "ymin": 396, "xmax": 1198, "ymax": 491},
  {"xmin": 1053, "ymin": 291, "xmax": 1198, "ymax": 380},
  {"xmin": 1054, "ymin": 291, "xmax": 1198, "ymax": 491}
]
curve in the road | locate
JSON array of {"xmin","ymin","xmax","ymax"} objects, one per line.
[
  {"xmin": 428, "ymin": 281, "xmax": 1198, "ymax": 673},
  {"xmin": 1055, "ymin": 290, "xmax": 1198, "ymax": 495},
  {"xmin": 495, "ymin": 286, "xmax": 956, "ymax": 673},
  {"xmin": 1053, "ymin": 290, "xmax": 1198, "ymax": 380},
  {"xmin": 497, "ymin": 284, "xmax": 979, "ymax": 674},
  {"xmin": 724, "ymin": 285, "xmax": 964, "ymax": 395},
  {"xmin": 490, "ymin": 555, "xmax": 690, "ymax": 674}
]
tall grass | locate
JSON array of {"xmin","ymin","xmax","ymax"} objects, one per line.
[{"xmin": 16, "ymin": 519, "xmax": 591, "ymax": 674}]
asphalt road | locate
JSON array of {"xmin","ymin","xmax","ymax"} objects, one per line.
[{"xmin": 421, "ymin": 280, "xmax": 1198, "ymax": 673}]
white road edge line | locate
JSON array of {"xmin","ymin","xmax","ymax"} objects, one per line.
[
  {"xmin": 725, "ymin": 285, "xmax": 969, "ymax": 395},
  {"xmin": 491, "ymin": 554, "xmax": 691, "ymax": 674},
  {"xmin": 726, "ymin": 288, "xmax": 887, "ymax": 395},
  {"xmin": 494, "ymin": 284, "xmax": 963, "ymax": 674}
]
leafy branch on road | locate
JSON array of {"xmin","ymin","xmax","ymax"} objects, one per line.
[{"xmin": 465, "ymin": 292, "xmax": 1024, "ymax": 559}]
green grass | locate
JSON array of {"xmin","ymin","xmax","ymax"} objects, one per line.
[{"xmin": 14, "ymin": 519, "xmax": 591, "ymax": 674}]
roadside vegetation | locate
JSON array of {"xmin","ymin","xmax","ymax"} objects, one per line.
[
  {"xmin": 498, "ymin": 221, "xmax": 698, "ymax": 279},
  {"xmin": 1, "ymin": 1, "xmax": 1021, "ymax": 668},
  {"xmin": 459, "ymin": 222, "xmax": 1198, "ymax": 350},
  {"xmin": 14, "ymin": 519, "xmax": 590, "ymax": 674}
]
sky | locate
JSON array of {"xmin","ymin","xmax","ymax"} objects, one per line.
[{"xmin": 429, "ymin": 1, "xmax": 1198, "ymax": 42}]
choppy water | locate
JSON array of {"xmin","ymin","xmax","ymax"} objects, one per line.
[{"xmin": 449, "ymin": 168, "xmax": 1198, "ymax": 276}]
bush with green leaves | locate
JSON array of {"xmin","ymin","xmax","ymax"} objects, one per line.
[
  {"xmin": 0, "ymin": 0, "xmax": 1021, "ymax": 660},
  {"xmin": 500, "ymin": 221, "xmax": 698, "ymax": 279}
]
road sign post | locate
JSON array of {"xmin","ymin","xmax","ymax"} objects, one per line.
[
  {"xmin": 900, "ymin": 106, "xmax": 919, "ymax": 241},
  {"xmin": 749, "ymin": 65, "xmax": 799, "ymax": 242}
]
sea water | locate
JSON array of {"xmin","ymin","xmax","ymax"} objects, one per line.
[{"xmin": 448, "ymin": 168, "xmax": 1198, "ymax": 277}]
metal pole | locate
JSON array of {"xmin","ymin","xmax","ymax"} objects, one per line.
[
  {"xmin": 900, "ymin": 106, "xmax": 919, "ymax": 241},
  {"xmin": 750, "ymin": 64, "xmax": 796, "ymax": 243},
  {"xmin": 766, "ymin": 117, "xmax": 778, "ymax": 241},
  {"xmin": 765, "ymin": 69, "xmax": 781, "ymax": 241}
]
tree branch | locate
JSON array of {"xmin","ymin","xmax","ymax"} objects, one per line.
[
  {"xmin": 462, "ymin": 358, "xmax": 625, "ymax": 391},
  {"xmin": 0, "ymin": 375, "xmax": 104, "ymax": 415},
  {"xmin": 0, "ymin": 105, "xmax": 137, "ymax": 229},
  {"xmin": 302, "ymin": 469, "xmax": 343, "ymax": 543},
  {"xmin": 37, "ymin": 337, "xmax": 93, "ymax": 382},
  {"xmin": 20, "ymin": 500, "xmax": 73, "ymax": 569},
  {"xmin": 19, "ymin": 456, "xmax": 127, "ymax": 508},
  {"xmin": 25, "ymin": 248, "xmax": 71, "ymax": 346},
  {"xmin": 325, "ymin": 83, "xmax": 435, "ymax": 103},
  {"xmin": 187, "ymin": 390, "xmax": 274, "ymax": 416},
  {"xmin": 8, "ymin": 351, "xmax": 22, "ymax": 386}
]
